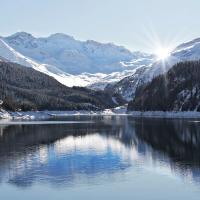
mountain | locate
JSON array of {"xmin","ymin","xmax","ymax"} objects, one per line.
[
  {"xmin": 3, "ymin": 32, "xmax": 151, "ymax": 74},
  {"xmin": 106, "ymin": 38, "xmax": 200, "ymax": 101},
  {"xmin": 0, "ymin": 32, "xmax": 154, "ymax": 88},
  {"xmin": 0, "ymin": 61, "xmax": 121, "ymax": 111},
  {"xmin": 4, "ymin": 33, "xmax": 127, "ymax": 74},
  {"xmin": 128, "ymin": 60, "xmax": 200, "ymax": 111},
  {"xmin": 3, "ymin": 32, "xmax": 200, "ymax": 101},
  {"xmin": 105, "ymin": 65, "xmax": 148, "ymax": 101}
]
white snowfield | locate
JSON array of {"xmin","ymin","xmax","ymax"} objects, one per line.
[
  {"xmin": 2, "ymin": 107, "xmax": 200, "ymax": 121},
  {"xmin": 0, "ymin": 109, "xmax": 12, "ymax": 119},
  {"xmin": 0, "ymin": 32, "xmax": 154, "ymax": 90},
  {"xmin": 128, "ymin": 111, "xmax": 200, "ymax": 119},
  {"xmin": 0, "ymin": 107, "xmax": 127, "ymax": 121}
]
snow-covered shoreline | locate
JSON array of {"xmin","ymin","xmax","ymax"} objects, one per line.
[
  {"xmin": 2, "ymin": 107, "xmax": 200, "ymax": 121},
  {"xmin": 128, "ymin": 111, "xmax": 200, "ymax": 119},
  {"xmin": 0, "ymin": 106, "xmax": 128, "ymax": 120},
  {"xmin": 0, "ymin": 109, "xmax": 12, "ymax": 119}
]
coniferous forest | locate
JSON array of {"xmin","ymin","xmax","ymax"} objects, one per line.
[
  {"xmin": 128, "ymin": 60, "xmax": 200, "ymax": 111},
  {"xmin": 0, "ymin": 61, "xmax": 121, "ymax": 111}
]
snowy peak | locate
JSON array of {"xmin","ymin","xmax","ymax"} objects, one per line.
[
  {"xmin": 0, "ymin": 32, "xmax": 153, "ymax": 90},
  {"xmin": 171, "ymin": 37, "xmax": 200, "ymax": 62},
  {"xmin": 107, "ymin": 37, "xmax": 200, "ymax": 101},
  {"xmin": 47, "ymin": 33, "xmax": 75, "ymax": 41},
  {"xmin": 7, "ymin": 31, "xmax": 35, "ymax": 38},
  {"xmin": 173, "ymin": 38, "xmax": 200, "ymax": 52},
  {"xmin": 84, "ymin": 39, "xmax": 131, "ymax": 55},
  {"xmin": 3, "ymin": 32, "xmax": 152, "ymax": 75},
  {"xmin": 5, "ymin": 32, "xmax": 40, "ymax": 51},
  {"xmin": 6, "ymin": 32, "xmax": 35, "ymax": 45}
]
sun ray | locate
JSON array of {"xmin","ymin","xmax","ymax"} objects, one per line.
[{"xmin": 155, "ymin": 47, "xmax": 171, "ymax": 60}]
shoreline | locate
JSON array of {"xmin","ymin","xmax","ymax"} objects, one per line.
[
  {"xmin": 2, "ymin": 109, "xmax": 200, "ymax": 121},
  {"xmin": 0, "ymin": 107, "xmax": 128, "ymax": 120},
  {"xmin": 128, "ymin": 111, "xmax": 200, "ymax": 119}
]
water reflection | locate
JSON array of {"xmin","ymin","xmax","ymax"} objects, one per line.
[
  {"xmin": 134, "ymin": 118, "xmax": 200, "ymax": 183},
  {"xmin": 0, "ymin": 116, "xmax": 200, "ymax": 188}
]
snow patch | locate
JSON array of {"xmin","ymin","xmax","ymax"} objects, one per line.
[{"xmin": 128, "ymin": 111, "xmax": 200, "ymax": 119}]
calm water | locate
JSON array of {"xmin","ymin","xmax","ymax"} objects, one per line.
[{"xmin": 1, "ymin": 116, "xmax": 200, "ymax": 200}]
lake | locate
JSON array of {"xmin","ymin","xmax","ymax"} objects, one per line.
[{"xmin": 0, "ymin": 115, "xmax": 200, "ymax": 200}]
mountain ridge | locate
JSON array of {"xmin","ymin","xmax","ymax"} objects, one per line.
[
  {"xmin": 128, "ymin": 60, "xmax": 200, "ymax": 111},
  {"xmin": 107, "ymin": 37, "xmax": 200, "ymax": 100},
  {"xmin": 2, "ymin": 32, "xmax": 200, "ymax": 102},
  {"xmin": 0, "ymin": 32, "xmax": 154, "ymax": 89}
]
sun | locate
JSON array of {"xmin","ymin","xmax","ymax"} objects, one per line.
[{"xmin": 155, "ymin": 47, "xmax": 171, "ymax": 60}]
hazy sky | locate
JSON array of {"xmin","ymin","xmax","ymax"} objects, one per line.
[{"xmin": 1, "ymin": 0, "xmax": 200, "ymax": 52}]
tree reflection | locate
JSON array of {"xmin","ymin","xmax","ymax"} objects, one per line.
[{"xmin": 0, "ymin": 116, "xmax": 200, "ymax": 187}]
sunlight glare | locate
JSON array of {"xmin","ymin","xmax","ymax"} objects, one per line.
[{"xmin": 155, "ymin": 47, "xmax": 171, "ymax": 60}]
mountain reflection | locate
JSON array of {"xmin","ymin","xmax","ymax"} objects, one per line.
[{"xmin": 0, "ymin": 116, "xmax": 200, "ymax": 187}]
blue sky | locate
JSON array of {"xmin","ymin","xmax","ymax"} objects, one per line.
[{"xmin": 1, "ymin": 0, "xmax": 200, "ymax": 52}]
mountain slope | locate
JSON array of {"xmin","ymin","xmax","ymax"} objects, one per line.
[
  {"xmin": 0, "ymin": 61, "xmax": 119, "ymax": 111},
  {"xmin": 128, "ymin": 60, "xmax": 200, "ymax": 111},
  {"xmin": 107, "ymin": 38, "xmax": 200, "ymax": 100},
  {"xmin": 105, "ymin": 65, "xmax": 148, "ymax": 101},
  {"xmin": 3, "ymin": 32, "xmax": 152, "ymax": 74},
  {"xmin": 5, "ymin": 32, "xmax": 200, "ymax": 99},
  {"xmin": 0, "ymin": 32, "xmax": 154, "ymax": 89}
]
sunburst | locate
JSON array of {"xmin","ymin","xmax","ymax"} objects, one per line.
[{"xmin": 155, "ymin": 47, "xmax": 171, "ymax": 60}]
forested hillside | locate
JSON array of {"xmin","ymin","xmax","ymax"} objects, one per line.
[
  {"xmin": 0, "ymin": 61, "xmax": 119, "ymax": 111},
  {"xmin": 128, "ymin": 61, "xmax": 200, "ymax": 111}
]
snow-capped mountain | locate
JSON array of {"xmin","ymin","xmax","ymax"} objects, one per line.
[
  {"xmin": 0, "ymin": 32, "xmax": 154, "ymax": 88},
  {"xmin": 4, "ymin": 32, "xmax": 136, "ymax": 74},
  {"xmin": 107, "ymin": 37, "xmax": 200, "ymax": 100},
  {"xmin": 2, "ymin": 32, "xmax": 200, "ymax": 101}
]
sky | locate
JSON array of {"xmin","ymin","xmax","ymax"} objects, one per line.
[{"xmin": 1, "ymin": 0, "xmax": 200, "ymax": 53}]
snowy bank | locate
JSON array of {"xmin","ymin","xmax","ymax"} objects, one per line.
[
  {"xmin": 2, "ymin": 107, "xmax": 200, "ymax": 121},
  {"xmin": 128, "ymin": 111, "xmax": 200, "ymax": 119},
  {"xmin": 0, "ymin": 106, "xmax": 128, "ymax": 121},
  {"xmin": 0, "ymin": 109, "xmax": 12, "ymax": 119}
]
